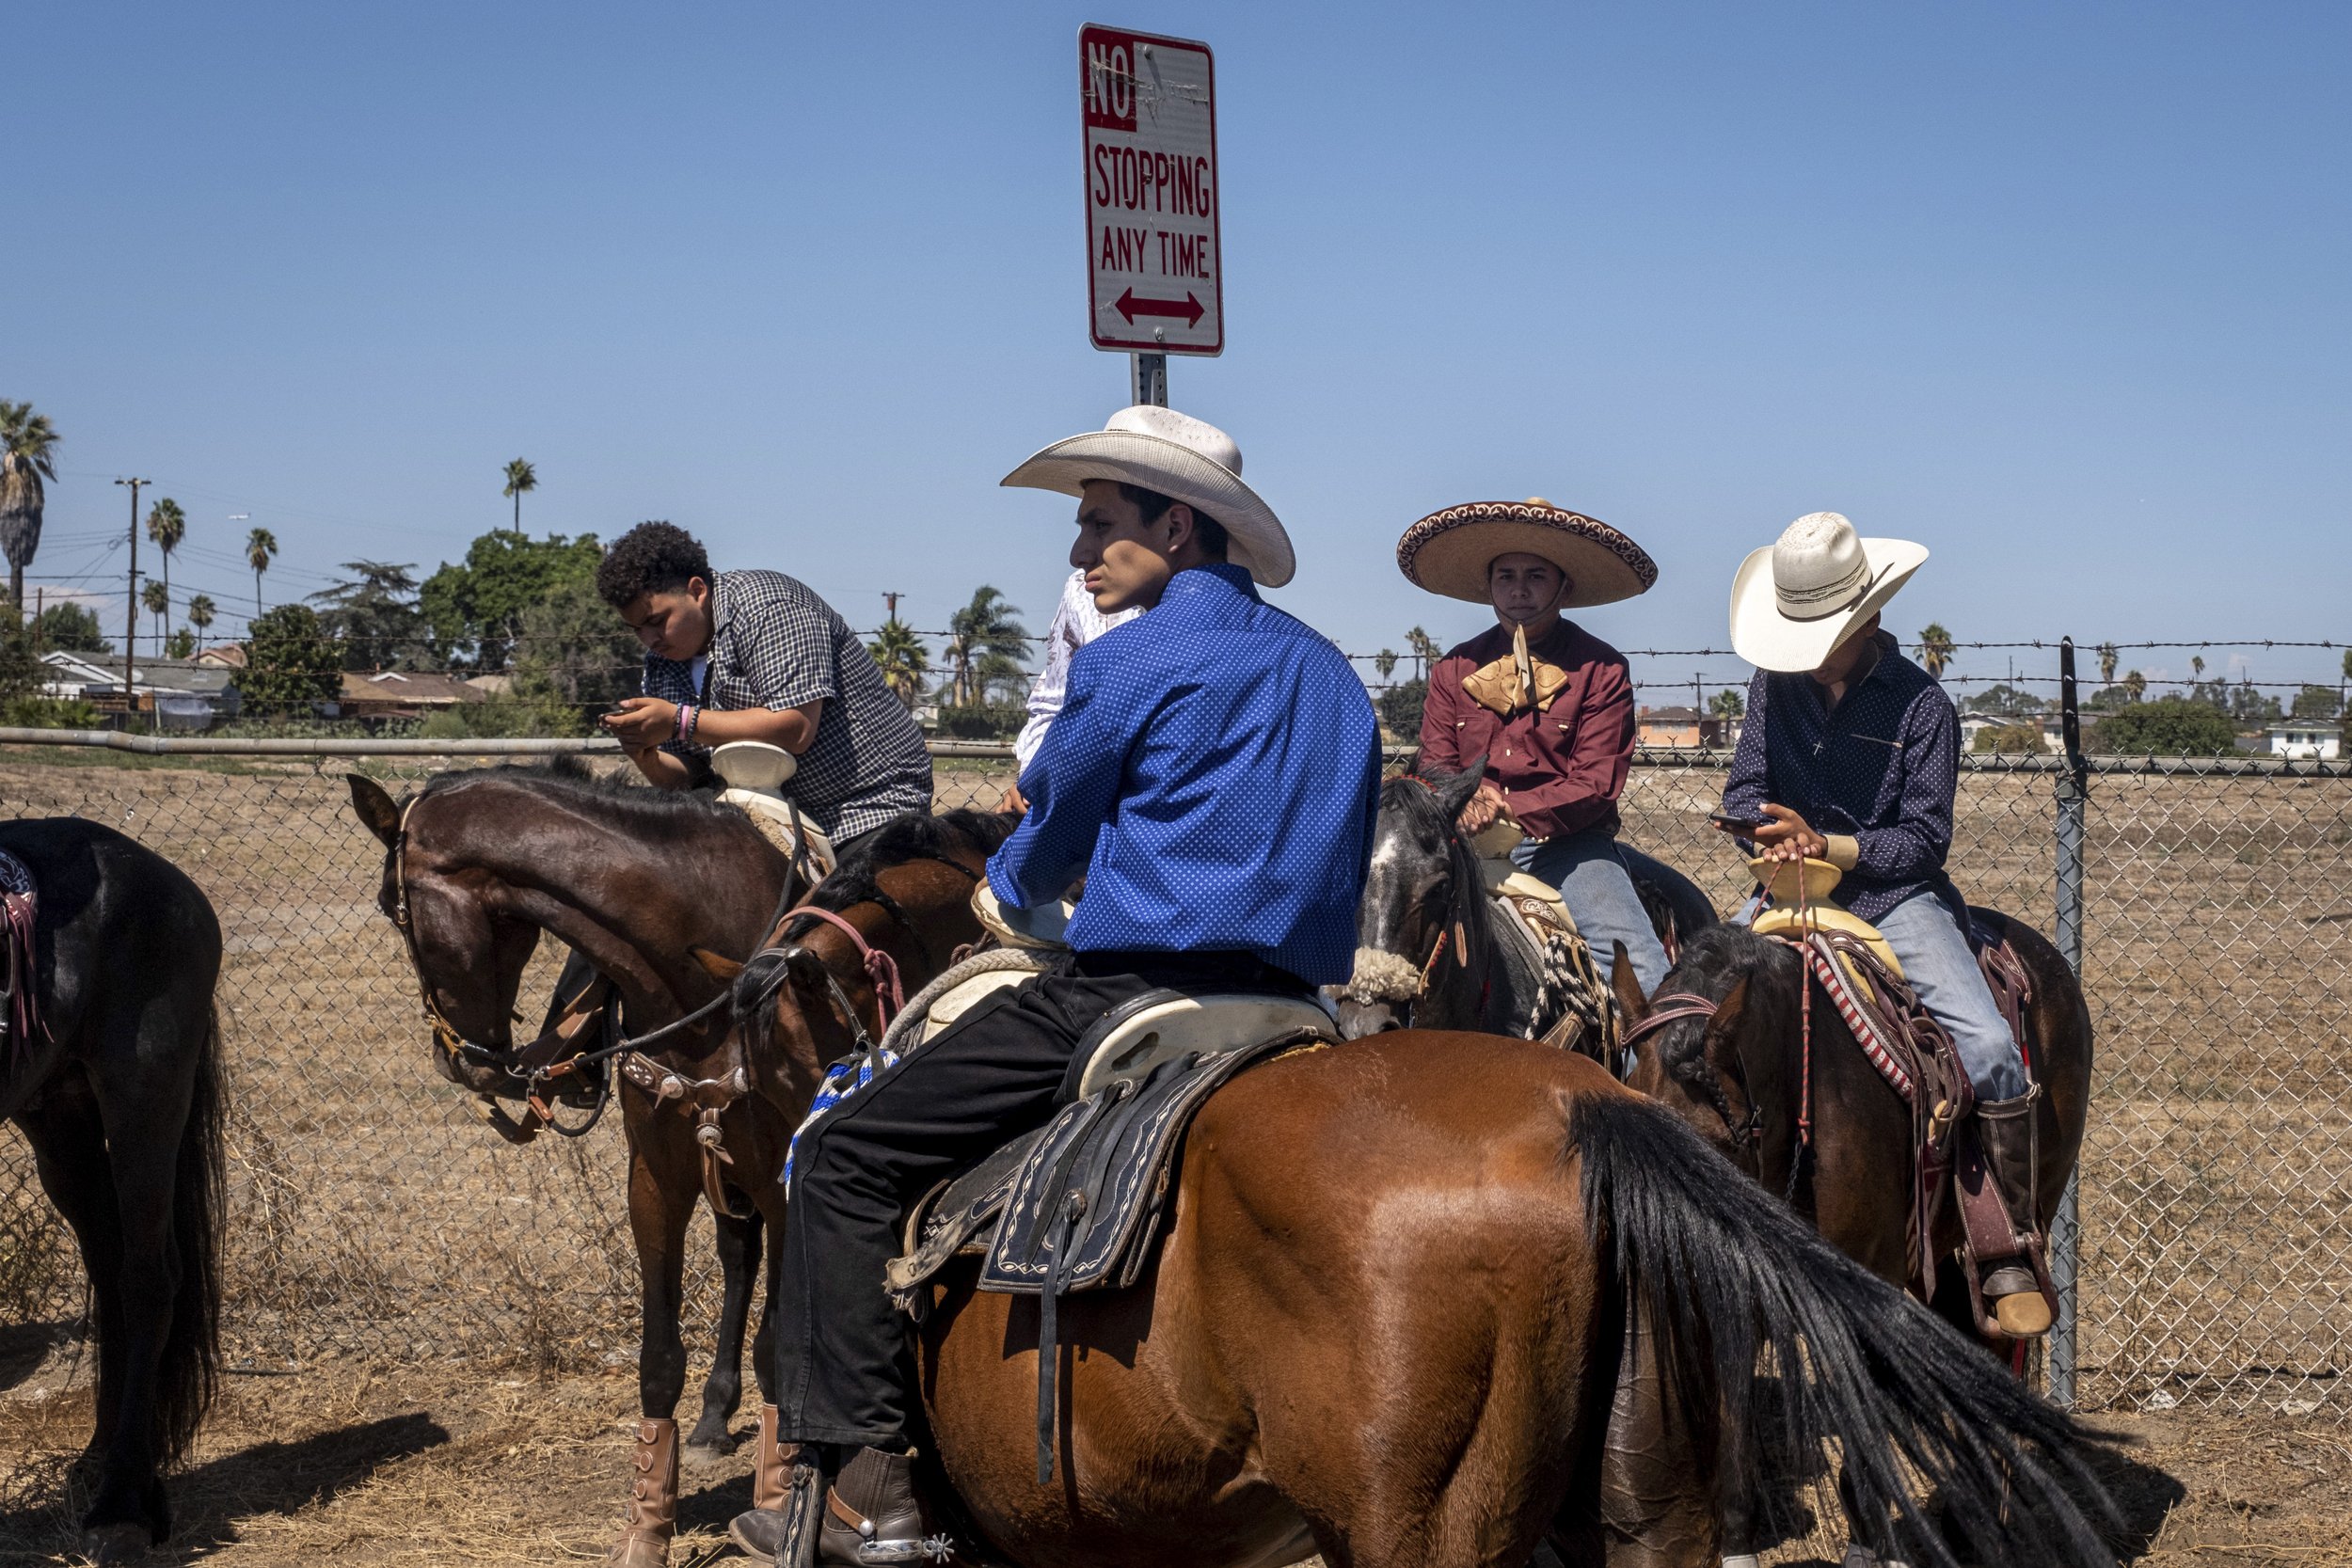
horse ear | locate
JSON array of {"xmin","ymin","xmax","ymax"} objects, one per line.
[
  {"xmin": 1431, "ymin": 758, "xmax": 1487, "ymax": 823},
  {"xmin": 1707, "ymin": 976, "xmax": 1752, "ymax": 1045},
  {"xmin": 346, "ymin": 773, "xmax": 402, "ymax": 847},
  {"xmin": 691, "ymin": 947, "xmax": 744, "ymax": 982},
  {"xmin": 1610, "ymin": 942, "xmax": 1648, "ymax": 1022}
]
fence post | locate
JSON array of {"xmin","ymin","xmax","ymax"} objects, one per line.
[{"xmin": 2049, "ymin": 637, "xmax": 2088, "ymax": 1405}]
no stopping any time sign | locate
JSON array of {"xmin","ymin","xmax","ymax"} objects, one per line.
[{"xmin": 1080, "ymin": 24, "xmax": 1223, "ymax": 356}]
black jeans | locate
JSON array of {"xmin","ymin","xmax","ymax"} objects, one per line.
[{"xmin": 772, "ymin": 949, "xmax": 1307, "ymax": 1449}]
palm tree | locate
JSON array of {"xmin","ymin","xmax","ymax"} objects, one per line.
[
  {"xmin": 1374, "ymin": 649, "xmax": 1398, "ymax": 682},
  {"xmin": 145, "ymin": 499, "xmax": 186, "ymax": 625},
  {"xmin": 1405, "ymin": 626, "xmax": 1441, "ymax": 679},
  {"xmin": 2097, "ymin": 641, "xmax": 2119, "ymax": 688},
  {"xmin": 246, "ymin": 528, "xmax": 278, "ymax": 617},
  {"xmin": 1915, "ymin": 623, "xmax": 1955, "ymax": 680},
  {"xmin": 0, "ymin": 401, "xmax": 61, "ymax": 616},
  {"xmin": 187, "ymin": 594, "xmax": 216, "ymax": 648},
  {"xmin": 865, "ymin": 618, "xmax": 930, "ymax": 709},
  {"xmin": 940, "ymin": 586, "xmax": 1029, "ymax": 708},
  {"xmin": 141, "ymin": 579, "xmax": 170, "ymax": 653},
  {"xmin": 502, "ymin": 459, "xmax": 537, "ymax": 529},
  {"xmin": 2191, "ymin": 654, "xmax": 2205, "ymax": 682},
  {"xmin": 2123, "ymin": 669, "xmax": 2147, "ymax": 704}
]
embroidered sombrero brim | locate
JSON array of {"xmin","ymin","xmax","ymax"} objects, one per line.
[{"xmin": 1396, "ymin": 500, "xmax": 1658, "ymax": 608}]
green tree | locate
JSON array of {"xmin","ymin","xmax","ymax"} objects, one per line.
[
  {"xmin": 239, "ymin": 603, "xmax": 343, "ymax": 715},
  {"xmin": 2288, "ymin": 683, "xmax": 2342, "ymax": 721},
  {"xmin": 1377, "ymin": 676, "xmax": 1427, "ymax": 740},
  {"xmin": 2122, "ymin": 669, "xmax": 2147, "ymax": 704},
  {"xmin": 246, "ymin": 527, "xmax": 279, "ymax": 617},
  {"xmin": 165, "ymin": 627, "xmax": 196, "ymax": 659},
  {"xmin": 509, "ymin": 577, "xmax": 640, "ymax": 715},
  {"xmin": 1406, "ymin": 626, "xmax": 1441, "ymax": 678},
  {"xmin": 1374, "ymin": 649, "xmax": 1399, "ymax": 682},
  {"xmin": 310, "ymin": 561, "xmax": 428, "ymax": 671},
  {"xmin": 0, "ymin": 402, "xmax": 60, "ymax": 616},
  {"xmin": 2230, "ymin": 678, "xmax": 2280, "ymax": 724},
  {"xmin": 1972, "ymin": 683, "xmax": 2042, "ymax": 719},
  {"xmin": 939, "ymin": 586, "xmax": 1029, "ymax": 708},
  {"xmin": 419, "ymin": 528, "xmax": 605, "ymax": 672},
  {"xmin": 2096, "ymin": 641, "xmax": 2119, "ymax": 687},
  {"xmin": 866, "ymin": 618, "xmax": 930, "ymax": 709},
  {"xmin": 2190, "ymin": 654, "xmax": 2205, "ymax": 682},
  {"xmin": 33, "ymin": 600, "xmax": 108, "ymax": 654},
  {"xmin": 1708, "ymin": 689, "xmax": 1746, "ymax": 720},
  {"xmin": 140, "ymin": 578, "xmax": 169, "ymax": 652},
  {"xmin": 2087, "ymin": 697, "xmax": 2237, "ymax": 757},
  {"xmin": 145, "ymin": 498, "xmax": 185, "ymax": 625},
  {"xmin": 502, "ymin": 458, "xmax": 537, "ymax": 529},
  {"xmin": 1971, "ymin": 721, "xmax": 2046, "ymax": 754},
  {"xmin": 186, "ymin": 594, "xmax": 216, "ymax": 648},
  {"xmin": 1915, "ymin": 623, "xmax": 1955, "ymax": 680}
]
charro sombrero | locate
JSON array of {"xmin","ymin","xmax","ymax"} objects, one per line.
[
  {"xmin": 1396, "ymin": 499, "xmax": 1658, "ymax": 608},
  {"xmin": 1000, "ymin": 405, "xmax": 1294, "ymax": 588},
  {"xmin": 1729, "ymin": 512, "xmax": 1929, "ymax": 672}
]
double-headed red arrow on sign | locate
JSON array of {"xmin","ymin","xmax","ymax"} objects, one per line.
[{"xmin": 1114, "ymin": 289, "xmax": 1205, "ymax": 328}]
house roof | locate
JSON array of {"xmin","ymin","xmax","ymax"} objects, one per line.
[
  {"xmin": 338, "ymin": 671, "xmax": 485, "ymax": 705},
  {"xmin": 1638, "ymin": 706, "xmax": 1707, "ymax": 724},
  {"xmin": 194, "ymin": 643, "xmax": 247, "ymax": 669},
  {"xmin": 40, "ymin": 651, "xmax": 238, "ymax": 696}
]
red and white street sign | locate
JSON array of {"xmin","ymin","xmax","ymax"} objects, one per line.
[{"xmin": 1080, "ymin": 24, "xmax": 1222, "ymax": 356}]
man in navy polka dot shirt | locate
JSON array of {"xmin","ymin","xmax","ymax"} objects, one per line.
[{"xmin": 1720, "ymin": 511, "xmax": 2050, "ymax": 1338}]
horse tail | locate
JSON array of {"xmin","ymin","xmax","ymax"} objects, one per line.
[
  {"xmin": 1569, "ymin": 1089, "xmax": 2115, "ymax": 1567},
  {"xmin": 159, "ymin": 1005, "xmax": 225, "ymax": 1465}
]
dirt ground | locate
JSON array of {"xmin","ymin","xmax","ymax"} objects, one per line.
[{"xmin": 3, "ymin": 1340, "xmax": 2346, "ymax": 1568}]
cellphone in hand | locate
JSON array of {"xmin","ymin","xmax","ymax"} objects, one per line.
[{"xmin": 1709, "ymin": 811, "xmax": 1767, "ymax": 833}]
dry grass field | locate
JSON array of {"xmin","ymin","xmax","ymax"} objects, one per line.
[{"xmin": 3, "ymin": 745, "xmax": 2347, "ymax": 1563}]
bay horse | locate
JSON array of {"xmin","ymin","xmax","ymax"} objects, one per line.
[
  {"xmin": 347, "ymin": 765, "xmax": 1007, "ymax": 1567},
  {"xmin": 723, "ymin": 920, "xmax": 2117, "ymax": 1567},
  {"xmin": 2, "ymin": 819, "xmax": 224, "ymax": 1562},
  {"xmin": 1336, "ymin": 760, "xmax": 1715, "ymax": 1043},
  {"xmin": 1614, "ymin": 912, "xmax": 2093, "ymax": 1564}
]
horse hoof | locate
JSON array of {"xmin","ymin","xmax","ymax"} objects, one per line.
[
  {"xmin": 80, "ymin": 1523, "xmax": 153, "ymax": 1564},
  {"xmin": 682, "ymin": 1436, "xmax": 737, "ymax": 1470}
]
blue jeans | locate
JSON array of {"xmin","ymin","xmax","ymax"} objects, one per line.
[
  {"xmin": 1867, "ymin": 894, "xmax": 2026, "ymax": 1101},
  {"xmin": 1511, "ymin": 831, "xmax": 1670, "ymax": 993}
]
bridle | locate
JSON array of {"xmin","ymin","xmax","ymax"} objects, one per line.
[{"xmin": 1621, "ymin": 990, "xmax": 1766, "ymax": 1156}]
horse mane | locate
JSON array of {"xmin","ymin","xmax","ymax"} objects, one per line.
[
  {"xmin": 1385, "ymin": 768, "xmax": 1498, "ymax": 1012},
  {"xmin": 418, "ymin": 760, "xmax": 761, "ymax": 846},
  {"xmin": 731, "ymin": 807, "xmax": 1018, "ymax": 1041},
  {"xmin": 1651, "ymin": 922, "xmax": 1804, "ymax": 1107}
]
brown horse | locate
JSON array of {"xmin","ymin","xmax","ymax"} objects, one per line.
[
  {"xmin": 1614, "ymin": 912, "xmax": 2093, "ymax": 1563},
  {"xmin": 724, "ymin": 927, "xmax": 2118, "ymax": 1566},
  {"xmin": 348, "ymin": 766, "xmax": 1007, "ymax": 1567}
]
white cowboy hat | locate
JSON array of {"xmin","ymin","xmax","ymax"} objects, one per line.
[
  {"xmin": 1729, "ymin": 512, "xmax": 1930, "ymax": 672},
  {"xmin": 999, "ymin": 405, "xmax": 1294, "ymax": 588},
  {"xmin": 1395, "ymin": 498, "xmax": 1658, "ymax": 608}
]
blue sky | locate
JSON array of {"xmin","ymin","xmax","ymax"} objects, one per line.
[{"xmin": 13, "ymin": 2, "xmax": 2347, "ymax": 703}]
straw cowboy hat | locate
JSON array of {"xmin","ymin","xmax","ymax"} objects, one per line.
[
  {"xmin": 1395, "ymin": 499, "xmax": 1658, "ymax": 608},
  {"xmin": 1000, "ymin": 405, "xmax": 1294, "ymax": 588},
  {"xmin": 1729, "ymin": 512, "xmax": 1930, "ymax": 672}
]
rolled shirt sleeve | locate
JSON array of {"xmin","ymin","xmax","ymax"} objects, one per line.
[{"xmin": 730, "ymin": 602, "xmax": 838, "ymax": 711}]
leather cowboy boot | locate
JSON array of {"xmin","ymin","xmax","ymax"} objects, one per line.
[
  {"xmin": 818, "ymin": 1447, "xmax": 934, "ymax": 1567},
  {"xmin": 753, "ymin": 1403, "xmax": 794, "ymax": 1514},
  {"xmin": 607, "ymin": 1418, "xmax": 678, "ymax": 1568},
  {"xmin": 1975, "ymin": 1091, "xmax": 2052, "ymax": 1338}
]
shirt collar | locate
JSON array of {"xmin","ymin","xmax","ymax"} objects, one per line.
[
  {"xmin": 702, "ymin": 571, "xmax": 733, "ymax": 655},
  {"xmin": 1157, "ymin": 562, "xmax": 1260, "ymax": 608}
]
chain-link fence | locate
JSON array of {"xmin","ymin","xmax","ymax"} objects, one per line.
[{"xmin": 1, "ymin": 736, "xmax": 2345, "ymax": 1416}]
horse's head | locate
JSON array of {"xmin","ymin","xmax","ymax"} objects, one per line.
[
  {"xmin": 350, "ymin": 773, "xmax": 545, "ymax": 1097},
  {"xmin": 1618, "ymin": 923, "xmax": 1802, "ymax": 1171},
  {"xmin": 1333, "ymin": 760, "xmax": 1488, "ymax": 1038}
]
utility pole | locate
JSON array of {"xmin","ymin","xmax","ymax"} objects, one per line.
[
  {"xmin": 882, "ymin": 592, "xmax": 904, "ymax": 622},
  {"xmin": 114, "ymin": 478, "xmax": 151, "ymax": 719}
]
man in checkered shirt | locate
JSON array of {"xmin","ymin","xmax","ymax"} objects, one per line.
[{"xmin": 596, "ymin": 522, "xmax": 931, "ymax": 852}]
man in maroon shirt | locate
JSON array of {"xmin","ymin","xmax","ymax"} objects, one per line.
[{"xmin": 1399, "ymin": 499, "xmax": 1705, "ymax": 991}]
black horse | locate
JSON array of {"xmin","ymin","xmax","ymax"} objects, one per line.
[
  {"xmin": 1334, "ymin": 759, "xmax": 1716, "ymax": 1042},
  {"xmin": 2, "ymin": 819, "xmax": 224, "ymax": 1562}
]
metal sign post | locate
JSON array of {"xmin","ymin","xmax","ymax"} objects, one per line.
[{"xmin": 1081, "ymin": 24, "xmax": 1220, "ymax": 408}]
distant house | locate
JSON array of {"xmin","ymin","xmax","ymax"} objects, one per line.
[
  {"xmin": 1958, "ymin": 711, "xmax": 2049, "ymax": 753},
  {"xmin": 463, "ymin": 673, "xmax": 514, "ymax": 697},
  {"xmin": 194, "ymin": 643, "xmax": 247, "ymax": 670},
  {"xmin": 1636, "ymin": 705, "xmax": 1730, "ymax": 750},
  {"xmin": 39, "ymin": 652, "xmax": 242, "ymax": 729},
  {"xmin": 2266, "ymin": 721, "xmax": 2342, "ymax": 761},
  {"xmin": 326, "ymin": 671, "xmax": 488, "ymax": 721}
]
